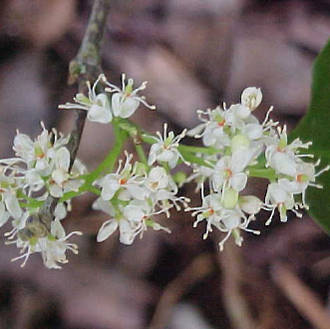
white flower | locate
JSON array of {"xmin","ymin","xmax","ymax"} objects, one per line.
[
  {"xmin": 9, "ymin": 219, "xmax": 82, "ymax": 269},
  {"xmin": 144, "ymin": 166, "xmax": 188, "ymax": 213},
  {"xmin": 38, "ymin": 220, "xmax": 82, "ymax": 269},
  {"xmin": 265, "ymin": 125, "xmax": 313, "ymax": 177},
  {"xmin": 97, "ymin": 153, "xmax": 146, "ymax": 201},
  {"xmin": 186, "ymin": 161, "xmax": 215, "ymax": 192},
  {"xmin": 48, "ymin": 147, "xmax": 84, "ymax": 198},
  {"xmin": 103, "ymin": 73, "xmax": 155, "ymax": 118},
  {"xmin": 241, "ymin": 87, "xmax": 262, "ymax": 111},
  {"xmin": 148, "ymin": 123, "xmax": 186, "ymax": 168},
  {"xmin": 212, "ymin": 154, "xmax": 249, "ymax": 193},
  {"xmin": 239, "ymin": 195, "xmax": 263, "ymax": 216},
  {"xmin": 224, "ymin": 103, "xmax": 252, "ymax": 131},
  {"xmin": 0, "ymin": 168, "xmax": 23, "ymax": 220},
  {"xmin": 188, "ymin": 107, "xmax": 231, "ymax": 148},
  {"xmin": 278, "ymin": 160, "xmax": 330, "ymax": 208},
  {"xmin": 13, "ymin": 122, "xmax": 69, "ymax": 174},
  {"xmin": 265, "ymin": 182, "xmax": 302, "ymax": 225},
  {"xmin": 188, "ymin": 189, "xmax": 260, "ymax": 250},
  {"xmin": 59, "ymin": 74, "xmax": 112, "ymax": 124},
  {"xmin": 189, "ymin": 192, "xmax": 223, "ymax": 240},
  {"xmin": 94, "ymin": 198, "xmax": 169, "ymax": 245},
  {"xmin": 216, "ymin": 207, "xmax": 260, "ymax": 251}
]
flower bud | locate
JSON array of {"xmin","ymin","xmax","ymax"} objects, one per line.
[
  {"xmin": 231, "ymin": 134, "xmax": 250, "ymax": 152},
  {"xmin": 239, "ymin": 195, "xmax": 262, "ymax": 214},
  {"xmin": 222, "ymin": 188, "xmax": 238, "ymax": 209}
]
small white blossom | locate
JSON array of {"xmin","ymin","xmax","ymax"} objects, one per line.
[
  {"xmin": 241, "ymin": 87, "xmax": 262, "ymax": 111},
  {"xmin": 278, "ymin": 160, "xmax": 330, "ymax": 208},
  {"xmin": 48, "ymin": 147, "xmax": 84, "ymax": 198},
  {"xmin": 265, "ymin": 182, "xmax": 302, "ymax": 225},
  {"xmin": 148, "ymin": 123, "xmax": 187, "ymax": 168},
  {"xmin": 59, "ymin": 74, "xmax": 112, "ymax": 124},
  {"xmin": 103, "ymin": 73, "xmax": 155, "ymax": 118},
  {"xmin": 94, "ymin": 198, "xmax": 169, "ymax": 245},
  {"xmin": 265, "ymin": 126, "xmax": 313, "ymax": 177},
  {"xmin": 188, "ymin": 188, "xmax": 260, "ymax": 250},
  {"xmin": 14, "ymin": 122, "xmax": 69, "ymax": 174},
  {"xmin": 38, "ymin": 220, "xmax": 82, "ymax": 269},
  {"xmin": 8, "ymin": 219, "xmax": 82, "ymax": 269},
  {"xmin": 212, "ymin": 154, "xmax": 249, "ymax": 193},
  {"xmin": 97, "ymin": 153, "xmax": 146, "ymax": 201},
  {"xmin": 188, "ymin": 107, "xmax": 231, "ymax": 148}
]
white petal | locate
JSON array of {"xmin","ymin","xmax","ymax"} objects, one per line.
[
  {"xmin": 203, "ymin": 129, "xmax": 216, "ymax": 146},
  {"xmin": 49, "ymin": 183, "xmax": 63, "ymax": 198},
  {"xmin": 119, "ymin": 220, "xmax": 135, "ymax": 245},
  {"xmin": 112, "ymin": 93, "xmax": 139, "ymax": 118},
  {"xmin": 157, "ymin": 149, "xmax": 175, "ymax": 162},
  {"xmin": 239, "ymin": 195, "xmax": 262, "ymax": 214},
  {"xmin": 88, "ymin": 94, "xmax": 112, "ymax": 123},
  {"xmin": 267, "ymin": 183, "xmax": 288, "ymax": 204},
  {"xmin": 235, "ymin": 105, "xmax": 250, "ymax": 119},
  {"xmin": 51, "ymin": 219, "xmax": 66, "ymax": 238},
  {"xmin": 148, "ymin": 143, "xmax": 160, "ymax": 165},
  {"xmin": 222, "ymin": 212, "xmax": 241, "ymax": 230},
  {"xmin": 118, "ymin": 97, "xmax": 139, "ymax": 118},
  {"xmin": 231, "ymin": 151, "xmax": 251, "ymax": 172},
  {"xmin": 0, "ymin": 203, "xmax": 10, "ymax": 227},
  {"xmin": 126, "ymin": 184, "xmax": 148, "ymax": 200},
  {"xmin": 52, "ymin": 169, "xmax": 68, "ymax": 186},
  {"xmin": 187, "ymin": 123, "xmax": 206, "ymax": 137},
  {"xmin": 64, "ymin": 179, "xmax": 83, "ymax": 193},
  {"xmin": 54, "ymin": 203, "xmax": 67, "ymax": 220},
  {"xmin": 97, "ymin": 219, "xmax": 118, "ymax": 242},
  {"xmin": 124, "ymin": 205, "xmax": 144, "ymax": 222},
  {"xmin": 4, "ymin": 193, "xmax": 22, "ymax": 218},
  {"xmin": 230, "ymin": 173, "xmax": 247, "ymax": 192},
  {"xmin": 101, "ymin": 176, "xmax": 120, "ymax": 200},
  {"xmin": 13, "ymin": 133, "xmax": 33, "ymax": 157},
  {"xmin": 55, "ymin": 147, "xmax": 70, "ymax": 172},
  {"xmin": 92, "ymin": 197, "xmax": 115, "ymax": 216},
  {"xmin": 246, "ymin": 123, "xmax": 263, "ymax": 140},
  {"xmin": 271, "ymin": 152, "xmax": 297, "ymax": 177}
]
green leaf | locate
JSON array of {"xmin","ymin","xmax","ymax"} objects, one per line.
[{"xmin": 290, "ymin": 39, "xmax": 330, "ymax": 233}]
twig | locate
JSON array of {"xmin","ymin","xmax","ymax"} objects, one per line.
[
  {"xmin": 37, "ymin": 0, "xmax": 111, "ymax": 227},
  {"xmin": 148, "ymin": 253, "xmax": 214, "ymax": 329},
  {"xmin": 271, "ymin": 262, "xmax": 330, "ymax": 329},
  {"xmin": 67, "ymin": 0, "xmax": 111, "ymax": 163}
]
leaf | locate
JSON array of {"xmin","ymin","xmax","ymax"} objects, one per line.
[{"xmin": 290, "ymin": 39, "xmax": 330, "ymax": 233}]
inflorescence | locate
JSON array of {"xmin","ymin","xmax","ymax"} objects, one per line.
[{"xmin": 0, "ymin": 75, "xmax": 327, "ymax": 268}]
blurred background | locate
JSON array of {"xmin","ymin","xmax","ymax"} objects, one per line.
[{"xmin": 0, "ymin": 0, "xmax": 330, "ymax": 328}]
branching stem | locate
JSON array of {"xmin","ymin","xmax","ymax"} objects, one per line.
[{"xmin": 38, "ymin": 0, "xmax": 111, "ymax": 223}]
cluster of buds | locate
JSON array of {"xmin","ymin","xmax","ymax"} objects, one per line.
[
  {"xmin": 186, "ymin": 87, "xmax": 328, "ymax": 249},
  {"xmin": 0, "ymin": 72, "xmax": 327, "ymax": 269}
]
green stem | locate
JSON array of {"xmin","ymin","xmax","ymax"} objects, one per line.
[
  {"xmin": 180, "ymin": 150, "xmax": 214, "ymax": 168},
  {"xmin": 60, "ymin": 123, "xmax": 127, "ymax": 202},
  {"xmin": 247, "ymin": 167, "xmax": 276, "ymax": 181},
  {"xmin": 17, "ymin": 190, "xmax": 44, "ymax": 208},
  {"xmin": 178, "ymin": 144, "xmax": 220, "ymax": 155},
  {"xmin": 118, "ymin": 117, "xmax": 219, "ymax": 167},
  {"xmin": 135, "ymin": 144, "xmax": 148, "ymax": 165}
]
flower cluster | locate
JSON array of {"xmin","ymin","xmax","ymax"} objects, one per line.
[
  {"xmin": 0, "ymin": 124, "xmax": 85, "ymax": 268},
  {"xmin": 187, "ymin": 87, "xmax": 328, "ymax": 250},
  {"xmin": 94, "ymin": 151, "xmax": 188, "ymax": 245},
  {"xmin": 59, "ymin": 74, "xmax": 155, "ymax": 123},
  {"xmin": 1, "ymin": 72, "xmax": 327, "ymax": 269}
]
